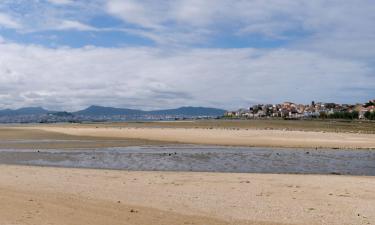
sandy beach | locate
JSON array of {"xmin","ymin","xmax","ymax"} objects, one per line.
[
  {"xmin": 28, "ymin": 125, "xmax": 375, "ymax": 149},
  {"xmin": 1, "ymin": 122, "xmax": 374, "ymax": 224},
  {"xmin": 0, "ymin": 165, "xmax": 374, "ymax": 225}
]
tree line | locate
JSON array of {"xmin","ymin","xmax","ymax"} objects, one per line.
[
  {"xmin": 364, "ymin": 111, "xmax": 375, "ymax": 120},
  {"xmin": 319, "ymin": 111, "xmax": 374, "ymax": 120}
]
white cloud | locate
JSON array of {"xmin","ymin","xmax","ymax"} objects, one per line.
[
  {"xmin": 106, "ymin": 0, "xmax": 163, "ymax": 29},
  {"xmin": 0, "ymin": 13, "xmax": 21, "ymax": 29},
  {"xmin": 103, "ymin": 0, "xmax": 375, "ymax": 58},
  {"xmin": 0, "ymin": 42, "xmax": 373, "ymax": 111},
  {"xmin": 56, "ymin": 20, "xmax": 97, "ymax": 31},
  {"xmin": 47, "ymin": 0, "xmax": 74, "ymax": 5}
]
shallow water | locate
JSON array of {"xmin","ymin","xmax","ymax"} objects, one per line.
[{"xmin": 0, "ymin": 145, "xmax": 374, "ymax": 175}]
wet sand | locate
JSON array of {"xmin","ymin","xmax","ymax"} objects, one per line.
[
  {"xmin": 0, "ymin": 127, "xmax": 170, "ymax": 149},
  {"xmin": 29, "ymin": 125, "xmax": 375, "ymax": 149},
  {"xmin": 0, "ymin": 165, "xmax": 374, "ymax": 225}
]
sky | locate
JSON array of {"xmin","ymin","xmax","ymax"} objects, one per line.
[{"xmin": 0, "ymin": 0, "xmax": 374, "ymax": 111}]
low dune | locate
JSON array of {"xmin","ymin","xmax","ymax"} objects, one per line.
[{"xmin": 28, "ymin": 125, "xmax": 375, "ymax": 149}]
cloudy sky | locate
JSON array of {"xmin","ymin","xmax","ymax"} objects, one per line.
[{"xmin": 0, "ymin": 0, "xmax": 374, "ymax": 111}]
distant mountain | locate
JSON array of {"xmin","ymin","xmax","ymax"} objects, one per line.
[
  {"xmin": 0, "ymin": 107, "xmax": 50, "ymax": 116},
  {"xmin": 74, "ymin": 105, "xmax": 226, "ymax": 117},
  {"xmin": 74, "ymin": 105, "xmax": 144, "ymax": 116},
  {"xmin": 0, "ymin": 106, "xmax": 226, "ymax": 122},
  {"xmin": 149, "ymin": 107, "xmax": 226, "ymax": 117}
]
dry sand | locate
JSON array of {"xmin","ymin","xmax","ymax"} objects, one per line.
[
  {"xmin": 30, "ymin": 125, "xmax": 375, "ymax": 149},
  {"xmin": 0, "ymin": 127, "xmax": 169, "ymax": 149},
  {"xmin": 0, "ymin": 165, "xmax": 374, "ymax": 225},
  {"xmin": 81, "ymin": 120, "xmax": 375, "ymax": 134}
]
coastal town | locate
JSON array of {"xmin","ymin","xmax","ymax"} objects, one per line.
[{"xmin": 225, "ymin": 100, "xmax": 375, "ymax": 120}]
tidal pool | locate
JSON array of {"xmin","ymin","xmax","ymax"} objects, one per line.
[{"xmin": 0, "ymin": 145, "xmax": 374, "ymax": 175}]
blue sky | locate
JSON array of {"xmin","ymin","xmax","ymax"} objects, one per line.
[{"xmin": 0, "ymin": 0, "xmax": 374, "ymax": 110}]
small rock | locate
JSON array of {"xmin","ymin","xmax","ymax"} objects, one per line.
[{"xmin": 330, "ymin": 172, "xmax": 341, "ymax": 175}]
